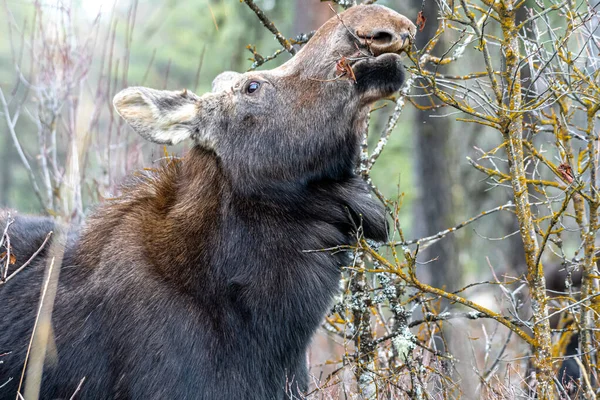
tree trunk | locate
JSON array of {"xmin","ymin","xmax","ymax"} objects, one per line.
[{"xmin": 411, "ymin": 0, "xmax": 460, "ymax": 293}]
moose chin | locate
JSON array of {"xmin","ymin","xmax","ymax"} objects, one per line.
[{"xmin": 0, "ymin": 5, "xmax": 415, "ymax": 400}]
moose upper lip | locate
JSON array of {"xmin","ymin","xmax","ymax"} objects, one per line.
[
  {"xmin": 349, "ymin": 48, "xmax": 404, "ymax": 69},
  {"xmin": 354, "ymin": 52, "xmax": 402, "ymax": 65}
]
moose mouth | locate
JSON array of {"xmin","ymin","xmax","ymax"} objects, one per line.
[
  {"xmin": 347, "ymin": 28, "xmax": 411, "ymax": 92},
  {"xmin": 348, "ymin": 29, "xmax": 410, "ymax": 98},
  {"xmin": 351, "ymin": 52, "xmax": 406, "ymax": 97}
]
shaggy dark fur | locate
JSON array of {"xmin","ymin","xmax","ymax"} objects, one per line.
[{"xmin": 0, "ymin": 5, "xmax": 415, "ymax": 399}]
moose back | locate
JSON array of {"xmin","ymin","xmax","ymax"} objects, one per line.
[{"xmin": 0, "ymin": 5, "xmax": 415, "ymax": 399}]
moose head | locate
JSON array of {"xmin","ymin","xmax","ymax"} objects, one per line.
[{"xmin": 113, "ymin": 5, "xmax": 415, "ymax": 193}]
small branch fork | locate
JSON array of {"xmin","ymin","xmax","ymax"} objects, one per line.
[
  {"xmin": 242, "ymin": 0, "xmax": 296, "ymax": 55},
  {"xmin": 0, "ymin": 88, "xmax": 46, "ymax": 210},
  {"xmin": 392, "ymin": 201, "xmax": 517, "ymax": 247},
  {"xmin": 363, "ymin": 240, "xmax": 536, "ymax": 347},
  {"xmin": 0, "ymin": 214, "xmax": 54, "ymax": 285},
  {"xmin": 0, "ymin": 232, "xmax": 53, "ymax": 286}
]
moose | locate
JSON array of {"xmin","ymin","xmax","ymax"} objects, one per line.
[{"xmin": 0, "ymin": 5, "xmax": 416, "ymax": 399}]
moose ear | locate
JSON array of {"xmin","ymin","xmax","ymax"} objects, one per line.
[
  {"xmin": 113, "ymin": 87, "xmax": 201, "ymax": 145},
  {"xmin": 211, "ymin": 71, "xmax": 242, "ymax": 92}
]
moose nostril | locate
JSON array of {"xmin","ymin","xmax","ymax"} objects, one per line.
[
  {"xmin": 357, "ymin": 30, "xmax": 394, "ymax": 45},
  {"xmin": 370, "ymin": 31, "xmax": 393, "ymax": 44},
  {"xmin": 356, "ymin": 28, "xmax": 412, "ymax": 55}
]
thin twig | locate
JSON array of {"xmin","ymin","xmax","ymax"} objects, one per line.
[
  {"xmin": 68, "ymin": 377, "xmax": 86, "ymax": 400},
  {"xmin": 1, "ymin": 231, "xmax": 53, "ymax": 285},
  {"xmin": 392, "ymin": 202, "xmax": 516, "ymax": 246},
  {"xmin": 16, "ymin": 256, "xmax": 56, "ymax": 400},
  {"xmin": 242, "ymin": 0, "xmax": 296, "ymax": 55},
  {"xmin": 0, "ymin": 88, "xmax": 46, "ymax": 210}
]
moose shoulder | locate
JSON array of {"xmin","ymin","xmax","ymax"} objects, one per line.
[{"xmin": 0, "ymin": 5, "xmax": 415, "ymax": 399}]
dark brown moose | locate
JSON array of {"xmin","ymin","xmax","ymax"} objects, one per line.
[{"xmin": 0, "ymin": 5, "xmax": 415, "ymax": 399}]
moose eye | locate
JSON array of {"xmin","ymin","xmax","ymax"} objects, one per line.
[{"xmin": 246, "ymin": 81, "xmax": 261, "ymax": 94}]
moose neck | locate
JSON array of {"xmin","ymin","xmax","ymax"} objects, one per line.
[
  {"xmin": 221, "ymin": 109, "xmax": 370, "ymax": 201},
  {"xmin": 149, "ymin": 145, "xmax": 376, "ymax": 287},
  {"xmin": 79, "ymin": 144, "xmax": 385, "ymax": 364}
]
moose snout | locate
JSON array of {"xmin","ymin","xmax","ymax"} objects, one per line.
[
  {"xmin": 354, "ymin": 8, "xmax": 416, "ymax": 56},
  {"xmin": 357, "ymin": 27, "xmax": 414, "ymax": 56},
  {"xmin": 356, "ymin": 30, "xmax": 410, "ymax": 56}
]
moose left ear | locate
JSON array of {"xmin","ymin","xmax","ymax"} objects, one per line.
[
  {"xmin": 113, "ymin": 87, "xmax": 201, "ymax": 145},
  {"xmin": 211, "ymin": 71, "xmax": 242, "ymax": 93}
]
